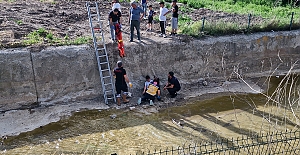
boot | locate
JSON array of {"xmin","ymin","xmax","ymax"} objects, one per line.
[{"xmin": 122, "ymin": 94, "xmax": 129, "ymax": 103}]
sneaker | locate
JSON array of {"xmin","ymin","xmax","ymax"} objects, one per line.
[
  {"xmin": 149, "ymin": 100, "xmax": 154, "ymax": 106},
  {"xmin": 137, "ymin": 98, "xmax": 141, "ymax": 105},
  {"xmin": 163, "ymin": 34, "xmax": 167, "ymax": 38},
  {"xmin": 143, "ymin": 17, "xmax": 147, "ymax": 20},
  {"xmin": 159, "ymin": 33, "xmax": 163, "ymax": 37},
  {"xmin": 169, "ymin": 33, "xmax": 174, "ymax": 36},
  {"xmin": 129, "ymin": 40, "xmax": 133, "ymax": 42},
  {"xmin": 138, "ymin": 40, "xmax": 141, "ymax": 43},
  {"xmin": 146, "ymin": 29, "xmax": 150, "ymax": 32}
]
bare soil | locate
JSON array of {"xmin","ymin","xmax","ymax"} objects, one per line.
[{"xmin": 0, "ymin": 0, "xmax": 264, "ymax": 48}]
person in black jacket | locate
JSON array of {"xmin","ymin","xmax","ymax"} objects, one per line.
[
  {"xmin": 109, "ymin": 8, "xmax": 122, "ymax": 42},
  {"xmin": 113, "ymin": 61, "xmax": 131, "ymax": 105},
  {"xmin": 163, "ymin": 71, "xmax": 181, "ymax": 98}
]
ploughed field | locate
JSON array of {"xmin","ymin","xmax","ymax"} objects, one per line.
[{"xmin": 0, "ymin": 0, "xmax": 264, "ymax": 48}]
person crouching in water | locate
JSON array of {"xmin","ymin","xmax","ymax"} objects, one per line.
[{"xmin": 138, "ymin": 77, "xmax": 161, "ymax": 105}]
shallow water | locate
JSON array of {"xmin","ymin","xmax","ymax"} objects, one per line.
[{"xmin": 1, "ymin": 75, "xmax": 300, "ymax": 154}]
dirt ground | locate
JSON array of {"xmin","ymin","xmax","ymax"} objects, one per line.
[{"xmin": 0, "ymin": 0, "xmax": 264, "ymax": 48}]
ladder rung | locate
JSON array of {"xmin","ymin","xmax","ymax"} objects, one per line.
[
  {"xmin": 99, "ymin": 62, "xmax": 108, "ymax": 65},
  {"xmin": 107, "ymin": 97, "xmax": 114, "ymax": 100},
  {"xmin": 104, "ymin": 83, "xmax": 113, "ymax": 86},
  {"xmin": 87, "ymin": 3, "xmax": 96, "ymax": 7},
  {"xmin": 97, "ymin": 48, "xmax": 105, "ymax": 51},
  {"xmin": 103, "ymin": 76, "xmax": 111, "ymax": 79},
  {"xmin": 90, "ymin": 14, "xmax": 98, "ymax": 17},
  {"xmin": 94, "ymin": 33, "xmax": 103, "ymax": 36},
  {"xmin": 101, "ymin": 69, "xmax": 110, "ymax": 72},
  {"xmin": 93, "ymin": 27, "xmax": 101, "ymax": 31},
  {"xmin": 105, "ymin": 90, "xmax": 113, "ymax": 93},
  {"xmin": 98, "ymin": 55, "xmax": 107, "ymax": 58}
]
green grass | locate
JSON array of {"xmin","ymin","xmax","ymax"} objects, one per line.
[
  {"xmin": 180, "ymin": 15, "xmax": 300, "ymax": 37},
  {"xmin": 158, "ymin": 0, "xmax": 300, "ymax": 36},
  {"xmin": 176, "ymin": 0, "xmax": 300, "ymax": 19},
  {"xmin": 15, "ymin": 20, "xmax": 23, "ymax": 25},
  {"xmin": 22, "ymin": 28, "xmax": 92, "ymax": 46},
  {"xmin": 0, "ymin": 0, "xmax": 15, "ymax": 2},
  {"xmin": 119, "ymin": 0, "xmax": 131, "ymax": 2}
]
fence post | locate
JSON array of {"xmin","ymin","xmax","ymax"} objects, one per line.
[
  {"xmin": 247, "ymin": 13, "xmax": 252, "ymax": 33},
  {"xmin": 290, "ymin": 12, "xmax": 294, "ymax": 31},
  {"xmin": 201, "ymin": 17, "xmax": 206, "ymax": 32}
]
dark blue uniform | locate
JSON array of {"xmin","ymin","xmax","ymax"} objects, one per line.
[{"xmin": 167, "ymin": 76, "xmax": 181, "ymax": 97}]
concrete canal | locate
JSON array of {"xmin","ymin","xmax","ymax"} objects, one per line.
[{"xmin": 1, "ymin": 75, "xmax": 300, "ymax": 154}]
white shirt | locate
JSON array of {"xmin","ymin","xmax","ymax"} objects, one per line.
[
  {"xmin": 112, "ymin": 3, "xmax": 121, "ymax": 12},
  {"xmin": 159, "ymin": 7, "xmax": 169, "ymax": 21},
  {"xmin": 145, "ymin": 80, "xmax": 153, "ymax": 89}
]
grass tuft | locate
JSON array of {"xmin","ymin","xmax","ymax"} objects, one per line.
[{"xmin": 22, "ymin": 28, "xmax": 92, "ymax": 46}]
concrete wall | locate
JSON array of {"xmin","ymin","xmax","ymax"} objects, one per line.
[{"xmin": 0, "ymin": 30, "xmax": 300, "ymax": 111}]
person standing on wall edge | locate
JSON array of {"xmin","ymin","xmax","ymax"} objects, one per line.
[
  {"xmin": 113, "ymin": 61, "xmax": 132, "ymax": 105},
  {"xmin": 128, "ymin": 1, "xmax": 144, "ymax": 42},
  {"xmin": 164, "ymin": 71, "xmax": 181, "ymax": 98},
  {"xmin": 141, "ymin": 0, "xmax": 148, "ymax": 19},
  {"xmin": 109, "ymin": 8, "xmax": 122, "ymax": 43},
  {"xmin": 159, "ymin": 1, "xmax": 168, "ymax": 38},
  {"xmin": 165, "ymin": 0, "xmax": 179, "ymax": 36}
]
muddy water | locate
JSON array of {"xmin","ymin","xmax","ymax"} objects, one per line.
[{"xmin": 1, "ymin": 76, "xmax": 300, "ymax": 154}]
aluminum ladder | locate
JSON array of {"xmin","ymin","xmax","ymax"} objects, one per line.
[{"xmin": 86, "ymin": 2, "xmax": 116, "ymax": 104}]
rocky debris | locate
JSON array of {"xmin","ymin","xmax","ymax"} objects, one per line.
[
  {"xmin": 110, "ymin": 114, "xmax": 117, "ymax": 119},
  {"xmin": 129, "ymin": 106, "xmax": 136, "ymax": 110},
  {"xmin": 1, "ymin": 135, "xmax": 7, "ymax": 146},
  {"xmin": 172, "ymin": 118, "xmax": 184, "ymax": 128}
]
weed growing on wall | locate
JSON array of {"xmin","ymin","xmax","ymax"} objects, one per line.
[{"xmin": 23, "ymin": 28, "xmax": 92, "ymax": 46}]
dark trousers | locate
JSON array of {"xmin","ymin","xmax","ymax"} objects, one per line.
[
  {"xmin": 159, "ymin": 21, "xmax": 166, "ymax": 34},
  {"xmin": 130, "ymin": 20, "xmax": 141, "ymax": 41},
  {"xmin": 141, "ymin": 93, "xmax": 155, "ymax": 101},
  {"xmin": 167, "ymin": 87, "xmax": 180, "ymax": 96}
]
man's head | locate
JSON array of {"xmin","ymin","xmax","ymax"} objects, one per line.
[
  {"xmin": 131, "ymin": 1, "xmax": 138, "ymax": 8},
  {"xmin": 113, "ymin": 8, "xmax": 119, "ymax": 14},
  {"xmin": 149, "ymin": 5, "xmax": 153, "ymax": 10},
  {"xmin": 172, "ymin": 0, "xmax": 177, "ymax": 4},
  {"xmin": 146, "ymin": 75, "xmax": 150, "ymax": 81},
  {"xmin": 159, "ymin": 1, "xmax": 164, "ymax": 7},
  {"xmin": 168, "ymin": 71, "xmax": 174, "ymax": 78},
  {"xmin": 117, "ymin": 61, "xmax": 122, "ymax": 67}
]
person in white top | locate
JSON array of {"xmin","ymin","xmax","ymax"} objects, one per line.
[
  {"xmin": 143, "ymin": 75, "xmax": 152, "ymax": 95},
  {"xmin": 158, "ymin": 1, "xmax": 168, "ymax": 38}
]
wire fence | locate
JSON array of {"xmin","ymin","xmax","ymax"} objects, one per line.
[
  {"xmin": 135, "ymin": 130, "xmax": 300, "ymax": 155},
  {"xmin": 177, "ymin": 10, "xmax": 300, "ymax": 37}
]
